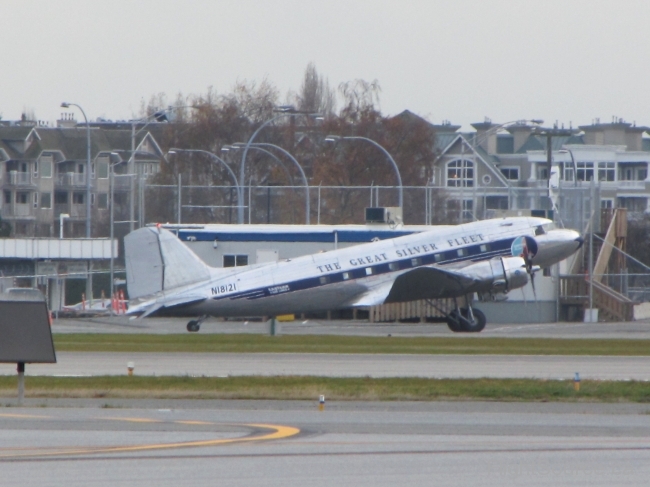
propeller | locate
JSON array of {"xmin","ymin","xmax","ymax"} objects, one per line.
[{"xmin": 512, "ymin": 236, "xmax": 541, "ymax": 299}]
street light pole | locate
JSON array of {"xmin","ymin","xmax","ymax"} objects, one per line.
[
  {"xmin": 60, "ymin": 102, "xmax": 91, "ymax": 237},
  {"xmin": 239, "ymin": 106, "xmax": 321, "ymax": 224},
  {"xmin": 325, "ymin": 135, "xmax": 403, "ymax": 209},
  {"xmin": 168, "ymin": 148, "xmax": 240, "ymax": 192},
  {"xmin": 235, "ymin": 142, "xmax": 310, "ymax": 224}
]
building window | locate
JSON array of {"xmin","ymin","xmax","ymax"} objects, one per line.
[
  {"xmin": 485, "ymin": 196, "xmax": 509, "ymax": 210},
  {"xmin": 620, "ymin": 165, "xmax": 647, "ymax": 181},
  {"xmin": 54, "ymin": 191, "xmax": 68, "ymax": 204},
  {"xmin": 97, "ymin": 159, "xmax": 109, "ymax": 179},
  {"xmin": 223, "ymin": 254, "xmax": 248, "ymax": 267},
  {"xmin": 41, "ymin": 160, "xmax": 52, "ymax": 178},
  {"xmin": 446, "ymin": 159, "xmax": 474, "ymax": 187},
  {"xmin": 576, "ymin": 162, "xmax": 594, "ymax": 181},
  {"xmin": 601, "ymin": 199, "xmax": 614, "ymax": 209},
  {"xmin": 33, "ymin": 192, "xmax": 38, "ymax": 208},
  {"xmin": 597, "ymin": 162, "xmax": 615, "ymax": 182},
  {"xmin": 16, "ymin": 192, "xmax": 28, "ymax": 204},
  {"xmin": 4, "ymin": 191, "xmax": 11, "ymax": 204},
  {"xmin": 617, "ymin": 197, "xmax": 647, "ymax": 212},
  {"xmin": 500, "ymin": 167, "xmax": 519, "ymax": 180},
  {"xmin": 73, "ymin": 192, "xmax": 84, "ymax": 205},
  {"xmin": 33, "ymin": 161, "xmax": 39, "ymax": 178},
  {"xmin": 40, "ymin": 193, "xmax": 52, "ymax": 209},
  {"xmin": 98, "ymin": 193, "xmax": 108, "ymax": 209},
  {"xmin": 564, "ymin": 166, "xmax": 575, "ymax": 182}
]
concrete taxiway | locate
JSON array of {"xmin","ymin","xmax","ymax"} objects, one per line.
[{"xmin": 1, "ymin": 401, "xmax": 649, "ymax": 487}]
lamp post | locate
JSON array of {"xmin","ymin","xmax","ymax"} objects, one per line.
[
  {"xmin": 325, "ymin": 135, "xmax": 403, "ymax": 209},
  {"xmin": 232, "ymin": 142, "xmax": 310, "ymax": 224},
  {"xmin": 558, "ymin": 148, "xmax": 578, "ymax": 187},
  {"xmin": 127, "ymin": 108, "xmax": 175, "ymax": 232},
  {"xmin": 168, "ymin": 149, "xmax": 240, "ymax": 222},
  {"xmin": 239, "ymin": 106, "xmax": 321, "ymax": 223},
  {"xmin": 60, "ymin": 102, "xmax": 91, "ymax": 237},
  {"xmin": 226, "ymin": 145, "xmax": 296, "ymax": 187}
]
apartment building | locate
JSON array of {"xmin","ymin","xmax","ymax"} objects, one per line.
[
  {"xmin": 431, "ymin": 116, "xmax": 650, "ymax": 227},
  {"xmin": 0, "ymin": 118, "xmax": 164, "ymax": 238}
]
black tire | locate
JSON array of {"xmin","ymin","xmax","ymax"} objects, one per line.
[
  {"xmin": 461, "ymin": 308, "xmax": 486, "ymax": 333},
  {"xmin": 446, "ymin": 310, "xmax": 463, "ymax": 332},
  {"xmin": 187, "ymin": 320, "xmax": 200, "ymax": 332}
]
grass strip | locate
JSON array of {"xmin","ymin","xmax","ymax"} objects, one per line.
[
  {"xmin": 1, "ymin": 376, "xmax": 650, "ymax": 402},
  {"xmin": 53, "ymin": 334, "xmax": 650, "ymax": 356}
]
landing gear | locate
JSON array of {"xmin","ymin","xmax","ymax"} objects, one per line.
[
  {"xmin": 186, "ymin": 316, "xmax": 207, "ymax": 332},
  {"xmin": 445, "ymin": 300, "xmax": 487, "ymax": 333}
]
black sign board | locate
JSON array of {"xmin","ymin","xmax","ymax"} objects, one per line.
[{"xmin": 0, "ymin": 296, "xmax": 56, "ymax": 364}]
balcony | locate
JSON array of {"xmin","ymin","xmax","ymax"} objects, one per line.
[
  {"xmin": 5, "ymin": 171, "xmax": 34, "ymax": 187},
  {"xmin": 56, "ymin": 172, "xmax": 87, "ymax": 188},
  {"xmin": 1, "ymin": 203, "xmax": 34, "ymax": 219}
]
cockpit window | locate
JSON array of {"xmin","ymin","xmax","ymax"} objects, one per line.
[
  {"xmin": 543, "ymin": 222, "xmax": 556, "ymax": 232},
  {"xmin": 535, "ymin": 225, "xmax": 545, "ymax": 236}
]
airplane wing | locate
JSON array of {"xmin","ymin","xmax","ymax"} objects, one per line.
[
  {"xmin": 346, "ymin": 266, "xmax": 478, "ymax": 307},
  {"xmin": 384, "ymin": 266, "xmax": 475, "ymax": 303}
]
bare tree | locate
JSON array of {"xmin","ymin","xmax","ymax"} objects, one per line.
[{"xmin": 296, "ymin": 63, "xmax": 336, "ymax": 116}]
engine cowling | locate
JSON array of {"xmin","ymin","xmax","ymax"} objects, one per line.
[
  {"xmin": 491, "ymin": 256, "xmax": 529, "ymax": 292},
  {"xmin": 461, "ymin": 256, "xmax": 529, "ymax": 294}
]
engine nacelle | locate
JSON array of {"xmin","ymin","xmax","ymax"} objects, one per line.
[{"xmin": 461, "ymin": 256, "xmax": 529, "ymax": 294}]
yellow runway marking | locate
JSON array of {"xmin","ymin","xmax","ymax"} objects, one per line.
[{"xmin": 0, "ymin": 423, "xmax": 300, "ymax": 459}]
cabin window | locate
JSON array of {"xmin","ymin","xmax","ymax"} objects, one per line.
[
  {"xmin": 457, "ymin": 248, "xmax": 467, "ymax": 257},
  {"xmin": 319, "ymin": 276, "xmax": 330, "ymax": 285},
  {"xmin": 223, "ymin": 254, "xmax": 248, "ymax": 267},
  {"xmin": 434, "ymin": 253, "xmax": 443, "ymax": 262},
  {"xmin": 480, "ymin": 244, "xmax": 490, "ymax": 252},
  {"xmin": 411, "ymin": 258, "xmax": 421, "ymax": 267},
  {"xmin": 365, "ymin": 267, "xmax": 373, "ymax": 276},
  {"xmin": 389, "ymin": 262, "xmax": 399, "ymax": 271},
  {"xmin": 342, "ymin": 272, "xmax": 351, "ymax": 280}
]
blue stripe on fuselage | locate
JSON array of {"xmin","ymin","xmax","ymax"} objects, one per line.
[{"xmin": 212, "ymin": 236, "xmax": 516, "ymax": 302}]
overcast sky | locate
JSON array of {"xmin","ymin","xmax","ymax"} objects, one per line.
[{"xmin": 3, "ymin": 0, "xmax": 650, "ymax": 131}]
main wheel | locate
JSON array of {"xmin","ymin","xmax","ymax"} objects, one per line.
[
  {"xmin": 460, "ymin": 308, "xmax": 486, "ymax": 333},
  {"xmin": 187, "ymin": 320, "xmax": 200, "ymax": 332},
  {"xmin": 446, "ymin": 310, "xmax": 464, "ymax": 332}
]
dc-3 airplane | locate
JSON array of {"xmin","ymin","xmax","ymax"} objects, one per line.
[{"xmin": 124, "ymin": 216, "xmax": 583, "ymax": 333}]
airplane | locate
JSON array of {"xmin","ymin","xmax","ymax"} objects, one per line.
[{"xmin": 124, "ymin": 216, "xmax": 583, "ymax": 333}]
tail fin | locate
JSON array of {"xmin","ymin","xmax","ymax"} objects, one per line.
[{"xmin": 125, "ymin": 226, "xmax": 211, "ymax": 300}]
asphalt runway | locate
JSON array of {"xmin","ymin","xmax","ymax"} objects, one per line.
[
  {"xmin": 1, "ymin": 316, "xmax": 647, "ymax": 380},
  {"xmin": 1, "ymin": 401, "xmax": 649, "ymax": 486},
  {"xmin": 51, "ymin": 315, "xmax": 650, "ymax": 339},
  {"xmin": 2, "ymin": 351, "xmax": 650, "ymax": 381}
]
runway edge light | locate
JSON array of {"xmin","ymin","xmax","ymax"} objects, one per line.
[
  {"xmin": 319, "ymin": 395, "xmax": 325, "ymax": 411},
  {"xmin": 574, "ymin": 372, "xmax": 580, "ymax": 391},
  {"xmin": 127, "ymin": 362, "xmax": 135, "ymax": 376}
]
